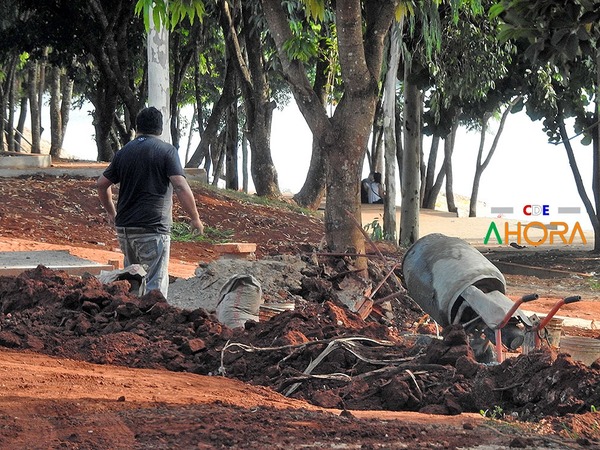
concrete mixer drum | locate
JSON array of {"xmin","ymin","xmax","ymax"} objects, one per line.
[{"xmin": 402, "ymin": 233, "xmax": 531, "ymax": 359}]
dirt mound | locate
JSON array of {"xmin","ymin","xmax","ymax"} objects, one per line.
[
  {"xmin": 1, "ymin": 262, "xmax": 599, "ymax": 426},
  {"xmin": 0, "ymin": 175, "xmax": 325, "ymax": 263},
  {"xmin": 1, "ymin": 173, "xmax": 600, "ymax": 446}
]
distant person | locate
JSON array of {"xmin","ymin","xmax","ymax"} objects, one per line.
[
  {"xmin": 361, "ymin": 172, "xmax": 384, "ymax": 204},
  {"xmin": 96, "ymin": 106, "xmax": 204, "ymax": 299}
]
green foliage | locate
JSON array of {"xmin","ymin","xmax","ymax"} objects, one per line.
[
  {"xmin": 426, "ymin": 3, "xmax": 517, "ymax": 126},
  {"xmin": 480, "ymin": 405, "xmax": 505, "ymax": 419},
  {"xmin": 495, "ymin": 0, "xmax": 599, "ymax": 67},
  {"xmin": 283, "ymin": 20, "xmax": 319, "ymax": 63},
  {"xmin": 279, "ymin": 2, "xmax": 340, "ymax": 105},
  {"xmin": 135, "ymin": 0, "xmax": 205, "ymax": 31},
  {"xmin": 395, "ymin": 3, "xmax": 414, "ymax": 23},
  {"xmin": 364, "ymin": 218, "xmax": 384, "ymax": 241},
  {"xmin": 171, "ymin": 221, "xmax": 233, "ymax": 244},
  {"xmin": 560, "ymin": 422, "xmax": 580, "ymax": 440},
  {"xmin": 300, "ymin": 0, "xmax": 325, "ymax": 22},
  {"xmin": 588, "ymin": 279, "xmax": 600, "ymax": 291},
  {"xmin": 494, "ymin": 1, "xmax": 599, "ymax": 147}
]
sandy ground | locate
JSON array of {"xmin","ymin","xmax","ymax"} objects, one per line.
[
  {"xmin": 2, "ymin": 208, "xmax": 594, "ymax": 280},
  {"xmin": 360, "ymin": 204, "xmax": 594, "ymax": 251}
]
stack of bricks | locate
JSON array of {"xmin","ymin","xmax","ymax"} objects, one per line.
[{"xmin": 213, "ymin": 243, "xmax": 257, "ymax": 260}]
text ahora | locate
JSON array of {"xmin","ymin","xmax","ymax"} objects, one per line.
[{"xmin": 484, "ymin": 221, "xmax": 587, "ymax": 246}]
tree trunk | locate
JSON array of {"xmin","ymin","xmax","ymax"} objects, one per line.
[
  {"xmin": 559, "ymin": 118, "xmax": 600, "ymax": 251},
  {"xmin": 382, "ymin": 23, "xmax": 400, "ymax": 241},
  {"xmin": 90, "ymin": 78, "xmax": 119, "ymax": 162},
  {"xmin": 418, "ymin": 104, "xmax": 426, "ymax": 206},
  {"xmin": 241, "ymin": 2, "xmax": 279, "ymax": 197},
  {"xmin": 184, "ymin": 106, "xmax": 197, "ymax": 164},
  {"xmin": 194, "ymin": 51, "xmax": 205, "ymax": 142},
  {"xmin": 293, "ymin": 40, "xmax": 330, "ymax": 210},
  {"xmin": 293, "ymin": 140, "xmax": 327, "ymax": 209},
  {"xmin": 220, "ymin": 0, "xmax": 279, "ymax": 197},
  {"xmin": 37, "ymin": 49, "xmax": 48, "ymax": 141},
  {"xmin": 0, "ymin": 61, "xmax": 7, "ymax": 151},
  {"xmin": 15, "ymin": 95, "xmax": 28, "ymax": 152},
  {"xmin": 6, "ymin": 63, "xmax": 17, "ymax": 152},
  {"xmin": 242, "ymin": 134, "xmax": 249, "ymax": 193},
  {"xmin": 422, "ymin": 136, "xmax": 440, "ymax": 208},
  {"xmin": 225, "ymin": 101, "xmax": 239, "ymax": 190},
  {"xmin": 399, "ymin": 77, "xmax": 421, "ymax": 247},
  {"xmin": 370, "ymin": 98, "xmax": 384, "ymax": 174},
  {"xmin": 594, "ymin": 49, "xmax": 600, "ymax": 252},
  {"xmin": 444, "ymin": 119, "xmax": 458, "ymax": 214},
  {"xmin": 324, "ymin": 106, "xmax": 371, "ymax": 259},
  {"xmin": 169, "ymin": 24, "xmax": 198, "ymax": 150},
  {"xmin": 0, "ymin": 58, "xmax": 19, "ymax": 152},
  {"xmin": 60, "ymin": 73, "xmax": 74, "ymax": 148},
  {"xmin": 49, "ymin": 66, "xmax": 63, "ymax": 157},
  {"xmin": 48, "ymin": 66, "xmax": 74, "ymax": 158},
  {"xmin": 395, "ymin": 106, "xmax": 403, "ymax": 187},
  {"xmin": 186, "ymin": 59, "xmax": 238, "ymax": 168},
  {"xmin": 212, "ymin": 130, "xmax": 226, "ymax": 186},
  {"xmin": 427, "ymin": 165, "xmax": 446, "ymax": 210},
  {"xmin": 469, "ymin": 99, "xmax": 520, "ymax": 217},
  {"xmin": 261, "ymin": 0, "xmax": 395, "ymax": 260},
  {"xmin": 28, "ymin": 62, "xmax": 41, "ymax": 154}
]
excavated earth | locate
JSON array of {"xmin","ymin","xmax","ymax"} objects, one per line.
[{"xmin": 0, "ymin": 171, "xmax": 599, "ymax": 449}]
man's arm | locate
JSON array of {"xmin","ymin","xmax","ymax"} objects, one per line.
[
  {"xmin": 96, "ymin": 175, "xmax": 117, "ymax": 224},
  {"xmin": 170, "ymin": 175, "xmax": 204, "ymax": 235}
]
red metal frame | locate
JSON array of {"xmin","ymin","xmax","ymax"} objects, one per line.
[{"xmin": 494, "ymin": 294, "xmax": 581, "ymax": 363}]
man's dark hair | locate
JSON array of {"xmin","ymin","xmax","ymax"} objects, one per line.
[{"xmin": 135, "ymin": 107, "xmax": 163, "ymax": 135}]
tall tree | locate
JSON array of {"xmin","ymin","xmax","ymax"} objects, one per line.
[
  {"xmin": 144, "ymin": 0, "xmax": 483, "ymax": 260},
  {"xmin": 14, "ymin": 0, "xmax": 148, "ymax": 160},
  {"xmin": 400, "ymin": 74, "xmax": 422, "ymax": 246},
  {"xmin": 27, "ymin": 60, "xmax": 41, "ymax": 153},
  {"xmin": 49, "ymin": 65, "xmax": 74, "ymax": 158},
  {"xmin": 382, "ymin": 23, "xmax": 401, "ymax": 241},
  {"xmin": 147, "ymin": 5, "xmax": 171, "ymax": 143},
  {"xmin": 494, "ymin": 0, "xmax": 600, "ymax": 250},
  {"xmin": 397, "ymin": 1, "xmax": 491, "ymax": 245},
  {"xmin": 291, "ymin": 19, "xmax": 338, "ymax": 210},
  {"xmin": 262, "ymin": 0, "xmax": 397, "ymax": 263},
  {"xmin": 222, "ymin": 0, "xmax": 280, "ymax": 197},
  {"xmin": 468, "ymin": 95, "xmax": 521, "ymax": 217},
  {"xmin": 419, "ymin": 3, "xmax": 517, "ymax": 217},
  {"xmin": 0, "ymin": 54, "xmax": 19, "ymax": 152}
]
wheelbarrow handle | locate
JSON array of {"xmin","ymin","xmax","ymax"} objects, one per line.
[
  {"xmin": 536, "ymin": 294, "xmax": 581, "ymax": 330},
  {"xmin": 521, "ymin": 293, "xmax": 539, "ymax": 302},
  {"xmin": 564, "ymin": 295, "xmax": 581, "ymax": 304},
  {"xmin": 497, "ymin": 293, "xmax": 538, "ymax": 330}
]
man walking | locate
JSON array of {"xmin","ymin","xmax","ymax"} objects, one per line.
[{"xmin": 97, "ymin": 106, "xmax": 203, "ymax": 299}]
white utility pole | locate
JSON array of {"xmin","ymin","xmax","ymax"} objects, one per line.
[{"xmin": 147, "ymin": 10, "xmax": 171, "ymax": 143}]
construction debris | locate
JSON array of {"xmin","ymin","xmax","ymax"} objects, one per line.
[{"xmin": 0, "ymin": 255, "xmax": 598, "ymax": 427}]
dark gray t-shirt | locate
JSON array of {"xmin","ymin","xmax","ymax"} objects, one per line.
[{"xmin": 102, "ymin": 135, "xmax": 185, "ymax": 233}]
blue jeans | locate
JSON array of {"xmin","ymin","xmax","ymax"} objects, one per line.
[{"xmin": 116, "ymin": 228, "xmax": 171, "ymax": 299}]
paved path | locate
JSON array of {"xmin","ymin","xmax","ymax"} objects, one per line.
[{"xmin": 361, "ymin": 204, "xmax": 594, "ymax": 250}]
